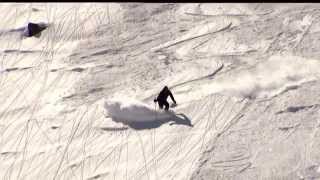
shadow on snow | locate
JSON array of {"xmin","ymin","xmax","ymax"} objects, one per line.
[{"xmin": 124, "ymin": 112, "xmax": 193, "ymax": 130}]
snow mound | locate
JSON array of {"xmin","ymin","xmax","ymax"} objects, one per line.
[{"xmin": 104, "ymin": 96, "xmax": 173, "ymax": 123}]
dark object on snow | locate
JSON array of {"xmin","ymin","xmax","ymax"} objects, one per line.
[
  {"xmin": 154, "ymin": 86, "xmax": 177, "ymax": 111},
  {"xmin": 26, "ymin": 22, "xmax": 47, "ymax": 37}
]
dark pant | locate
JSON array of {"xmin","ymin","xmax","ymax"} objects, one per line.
[{"xmin": 158, "ymin": 100, "xmax": 169, "ymax": 111}]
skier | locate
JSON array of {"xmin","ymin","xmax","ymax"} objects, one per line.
[{"xmin": 154, "ymin": 86, "xmax": 177, "ymax": 111}]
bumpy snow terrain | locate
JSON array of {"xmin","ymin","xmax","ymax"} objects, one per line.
[{"xmin": 1, "ymin": 3, "xmax": 320, "ymax": 180}]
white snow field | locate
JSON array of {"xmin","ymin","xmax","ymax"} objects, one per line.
[{"xmin": 1, "ymin": 3, "xmax": 320, "ymax": 180}]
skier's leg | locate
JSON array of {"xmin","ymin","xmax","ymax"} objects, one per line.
[
  {"xmin": 164, "ymin": 101, "xmax": 169, "ymax": 111},
  {"xmin": 158, "ymin": 101, "xmax": 164, "ymax": 109}
]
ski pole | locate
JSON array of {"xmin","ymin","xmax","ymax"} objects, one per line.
[{"xmin": 154, "ymin": 101, "xmax": 157, "ymax": 121}]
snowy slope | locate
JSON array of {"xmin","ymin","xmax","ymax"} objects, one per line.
[{"xmin": 1, "ymin": 3, "xmax": 320, "ymax": 180}]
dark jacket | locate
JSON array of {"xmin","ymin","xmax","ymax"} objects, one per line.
[
  {"xmin": 27, "ymin": 22, "xmax": 47, "ymax": 37},
  {"xmin": 155, "ymin": 86, "xmax": 176, "ymax": 104}
]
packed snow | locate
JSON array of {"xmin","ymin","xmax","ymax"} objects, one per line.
[{"xmin": 1, "ymin": 3, "xmax": 320, "ymax": 180}]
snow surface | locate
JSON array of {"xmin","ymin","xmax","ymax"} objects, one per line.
[{"xmin": 1, "ymin": 3, "xmax": 320, "ymax": 180}]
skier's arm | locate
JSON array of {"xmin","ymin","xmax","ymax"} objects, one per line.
[{"xmin": 169, "ymin": 91, "xmax": 176, "ymax": 104}]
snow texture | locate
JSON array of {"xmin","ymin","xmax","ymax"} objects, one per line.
[{"xmin": 2, "ymin": 3, "xmax": 320, "ymax": 180}]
